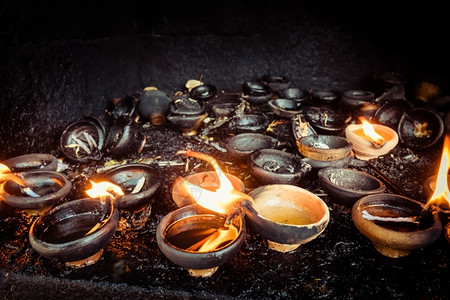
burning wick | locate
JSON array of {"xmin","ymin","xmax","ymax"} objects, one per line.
[
  {"xmin": 175, "ymin": 150, "xmax": 255, "ymax": 220},
  {"xmin": 85, "ymin": 180, "xmax": 124, "ymax": 235},
  {"xmin": 359, "ymin": 117, "xmax": 385, "ymax": 148},
  {"xmin": 425, "ymin": 134, "xmax": 450, "ymax": 211}
]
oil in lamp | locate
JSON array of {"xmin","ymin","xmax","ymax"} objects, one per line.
[
  {"xmin": 345, "ymin": 117, "xmax": 398, "ymax": 160},
  {"xmin": 28, "ymin": 181, "xmax": 122, "ymax": 268},
  {"xmin": 246, "ymin": 184, "xmax": 330, "ymax": 252},
  {"xmin": 157, "ymin": 150, "xmax": 252, "ymax": 277}
]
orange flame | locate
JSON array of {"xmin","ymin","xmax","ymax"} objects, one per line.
[
  {"xmin": 86, "ymin": 180, "xmax": 124, "ymax": 200},
  {"xmin": 0, "ymin": 163, "xmax": 25, "ymax": 186},
  {"xmin": 359, "ymin": 117, "xmax": 385, "ymax": 148},
  {"xmin": 84, "ymin": 180, "xmax": 123, "ymax": 236},
  {"xmin": 176, "ymin": 150, "xmax": 254, "ymax": 215},
  {"xmin": 428, "ymin": 134, "xmax": 450, "ymax": 209}
]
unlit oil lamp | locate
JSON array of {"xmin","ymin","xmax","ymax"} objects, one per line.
[
  {"xmin": 246, "ymin": 184, "xmax": 330, "ymax": 252},
  {"xmin": 157, "ymin": 150, "xmax": 252, "ymax": 277},
  {"xmin": 2, "ymin": 153, "xmax": 59, "ymax": 172},
  {"xmin": 29, "ymin": 181, "xmax": 122, "ymax": 268},
  {"xmin": 345, "ymin": 117, "xmax": 398, "ymax": 160},
  {"xmin": 0, "ymin": 164, "xmax": 72, "ymax": 215}
]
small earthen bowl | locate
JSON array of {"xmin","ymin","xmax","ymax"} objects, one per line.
[
  {"xmin": 352, "ymin": 193, "xmax": 442, "ymax": 258},
  {"xmin": 249, "ymin": 149, "xmax": 312, "ymax": 185},
  {"xmin": 296, "ymin": 135, "xmax": 352, "ymax": 161},
  {"xmin": 318, "ymin": 167, "xmax": 386, "ymax": 206}
]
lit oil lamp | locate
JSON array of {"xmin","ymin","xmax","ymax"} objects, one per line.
[
  {"xmin": 0, "ymin": 163, "xmax": 72, "ymax": 215},
  {"xmin": 353, "ymin": 134, "xmax": 450, "ymax": 257},
  {"xmin": 157, "ymin": 150, "xmax": 253, "ymax": 277},
  {"xmin": 345, "ymin": 117, "xmax": 398, "ymax": 160},
  {"xmin": 422, "ymin": 134, "xmax": 450, "ymax": 242},
  {"xmin": 29, "ymin": 180, "xmax": 121, "ymax": 268}
]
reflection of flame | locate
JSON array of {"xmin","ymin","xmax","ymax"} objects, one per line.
[
  {"xmin": 186, "ymin": 225, "xmax": 239, "ymax": 252},
  {"xmin": 359, "ymin": 117, "xmax": 385, "ymax": 148},
  {"xmin": 176, "ymin": 150, "xmax": 254, "ymax": 215},
  {"xmin": 428, "ymin": 134, "xmax": 450, "ymax": 209}
]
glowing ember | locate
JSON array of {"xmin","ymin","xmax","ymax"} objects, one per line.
[
  {"xmin": 175, "ymin": 150, "xmax": 254, "ymax": 215},
  {"xmin": 359, "ymin": 117, "xmax": 385, "ymax": 148},
  {"xmin": 427, "ymin": 134, "xmax": 450, "ymax": 210}
]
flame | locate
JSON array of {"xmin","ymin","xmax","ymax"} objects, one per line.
[
  {"xmin": 86, "ymin": 180, "xmax": 124, "ymax": 200},
  {"xmin": 176, "ymin": 150, "xmax": 254, "ymax": 215},
  {"xmin": 428, "ymin": 134, "xmax": 450, "ymax": 209},
  {"xmin": 359, "ymin": 117, "xmax": 385, "ymax": 148},
  {"xmin": 0, "ymin": 164, "xmax": 25, "ymax": 186},
  {"xmin": 84, "ymin": 180, "xmax": 123, "ymax": 236}
]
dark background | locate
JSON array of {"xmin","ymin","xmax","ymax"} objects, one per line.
[{"xmin": 1, "ymin": 0, "xmax": 449, "ymax": 159}]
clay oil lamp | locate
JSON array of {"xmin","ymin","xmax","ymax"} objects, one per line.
[
  {"xmin": 310, "ymin": 89, "xmax": 341, "ymax": 107},
  {"xmin": 295, "ymin": 134, "xmax": 354, "ymax": 170},
  {"xmin": 281, "ymin": 87, "xmax": 310, "ymax": 104},
  {"xmin": 104, "ymin": 116, "xmax": 147, "ymax": 159},
  {"xmin": 352, "ymin": 193, "xmax": 442, "ymax": 258},
  {"xmin": 268, "ymin": 98, "xmax": 301, "ymax": 119},
  {"xmin": 29, "ymin": 181, "xmax": 121, "ymax": 268},
  {"xmin": 60, "ymin": 116, "xmax": 106, "ymax": 163},
  {"xmin": 246, "ymin": 184, "xmax": 329, "ymax": 252},
  {"xmin": 157, "ymin": 150, "xmax": 253, "ymax": 277},
  {"xmin": 303, "ymin": 106, "xmax": 349, "ymax": 135},
  {"xmin": 260, "ymin": 75, "xmax": 291, "ymax": 93},
  {"xmin": 0, "ymin": 164, "xmax": 72, "ymax": 215},
  {"xmin": 345, "ymin": 117, "xmax": 398, "ymax": 160},
  {"xmin": 397, "ymin": 107, "xmax": 444, "ymax": 150},
  {"xmin": 190, "ymin": 83, "xmax": 218, "ymax": 102},
  {"xmin": 137, "ymin": 87, "xmax": 172, "ymax": 125},
  {"xmin": 249, "ymin": 149, "xmax": 312, "ymax": 185},
  {"xmin": 3, "ymin": 153, "xmax": 59, "ymax": 172},
  {"xmin": 373, "ymin": 99, "xmax": 413, "ymax": 130},
  {"xmin": 318, "ymin": 167, "xmax": 386, "ymax": 206},
  {"xmin": 211, "ymin": 102, "xmax": 239, "ymax": 118},
  {"xmin": 224, "ymin": 133, "xmax": 279, "ymax": 162},
  {"xmin": 167, "ymin": 95, "xmax": 208, "ymax": 136},
  {"xmin": 228, "ymin": 113, "xmax": 269, "ymax": 134},
  {"xmin": 241, "ymin": 81, "xmax": 272, "ymax": 106},
  {"xmin": 296, "ymin": 135, "xmax": 352, "ymax": 161},
  {"xmin": 93, "ymin": 163, "xmax": 161, "ymax": 212},
  {"xmin": 338, "ymin": 90, "xmax": 375, "ymax": 112}
]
